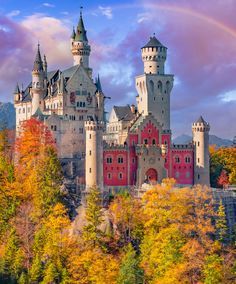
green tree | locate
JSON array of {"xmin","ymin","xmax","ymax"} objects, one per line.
[
  {"xmin": 117, "ymin": 244, "xmax": 144, "ymax": 284},
  {"xmin": 203, "ymin": 254, "xmax": 223, "ymax": 284},
  {"xmin": 83, "ymin": 187, "xmax": 104, "ymax": 247},
  {"xmin": 216, "ymin": 200, "xmax": 228, "ymax": 244}
]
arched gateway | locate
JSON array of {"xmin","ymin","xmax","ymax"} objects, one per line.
[{"xmin": 145, "ymin": 168, "xmax": 158, "ymax": 184}]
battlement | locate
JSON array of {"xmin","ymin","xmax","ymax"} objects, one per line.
[
  {"xmin": 171, "ymin": 144, "xmax": 193, "ymax": 150},
  {"xmin": 104, "ymin": 142, "xmax": 128, "ymax": 151},
  {"xmin": 85, "ymin": 120, "xmax": 104, "ymax": 131}
]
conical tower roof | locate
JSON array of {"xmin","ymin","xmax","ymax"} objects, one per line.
[
  {"xmin": 142, "ymin": 35, "xmax": 165, "ymax": 49},
  {"xmin": 96, "ymin": 74, "xmax": 102, "ymax": 92},
  {"xmin": 71, "ymin": 26, "xmax": 76, "ymax": 39},
  {"xmin": 33, "ymin": 44, "xmax": 44, "ymax": 71},
  {"xmin": 195, "ymin": 115, "xmax": 207, "ymax": 124},
  {"xmin": 14, "ymin": 83, "xmax": 20, "ymax": 94},
  {"xmin": 75, "ymin": 10, "xmax": 88, "ymax": 42}
]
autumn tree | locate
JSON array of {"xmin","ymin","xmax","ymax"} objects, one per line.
[
  {"xmin": 217, "ymin": 170, "xmax": 229, "ymax": 189},
  {"xmin": 215, "ymin": 200, "xmax": 228, "ymax": 244},
  {"xmin": 109, "ymin": 193, "xmax": 143, "ymax": 246},
  {"xmin": 83, "ymin": 186, "xmax": 104, "ymax": 248}
]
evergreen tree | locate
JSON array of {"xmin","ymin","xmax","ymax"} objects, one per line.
[
  {"xmin": 83, "ymin": 186, "xmax": 104, "ymax": 247},
  {"xmin": 117, "ymin": 244, "xmax": 144, "ymax": 284},
  {"xmin": 216, "ymin": 200, "xmax": 228, "ymax": 244}
]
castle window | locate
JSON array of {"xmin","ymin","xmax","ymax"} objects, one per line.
[
  {"xmin": 175, "ymin": 172, "xmax": 179, "ymax": 178},
  {"xmin": 118, "ymin": 156, "xmax": 124, "ymax": 164},
  {"xmin": 164, "ymin": 140, "xmax": 167, "ymax": 145},
  {"xmin": 152, "ymin": 139, "xmax": 156, "ymax": 145},
  {"xmin": 198, "ymin": 174, "xmax": 200, "ymax": 179},
  {"xmin": 118, "ymin": 172, "xmax": 123, "ymax": 179},
  {"xmin": 198, "ymin": 158, "xmax": 200, "ymax": 163},
  {"xmin": 132, "ymin": 157, "xmax": 135, "ymax": 164},
  {"xmin": 89, "ymin": 134, "xmax": 91, "ymax": 139},
  {"xmin": 107, "ymin": 173, "xmax": 112, "ymax": 179},
  {"xmin": 185, "ymin": 156, "xmax": 191, "ymax": 163},
  {"xmin": 89, "ymin": 168, "xmax": 91, "ymax": 173},
  {"xmin": 144, "ymin": 139, "xmax": 148, "ymax": 145},
  {"xmin": 54, "ymin": 125, "xmax": 57, "ymax": 131},
  {"xmin": 23, "ymin": 108, "xmax": 25, "ymax": 113},
  {"xmin": 198, "ymin": 141, "xmax": 200, "ymax": 146},
  {"xmin": 175, "ymin": 156, "xmax": 180, "ymax": 163},
  {"xmin": 19, "ymin": 108, "xmax": 21, "ymax": 114},
  {"xmin": 79, "ymin": 128, "xmax": 83, "ymax": 134},
  {"xmin": 106, "ymin": 157, "xmax": 112, "ymax": 164},
  {"xmin": 186, "ymin": 172, "xmax": 190, "ymax": 178},
  {"xmin": 51, "ymin": 125, "xmax": 53, "ymax": 130}
]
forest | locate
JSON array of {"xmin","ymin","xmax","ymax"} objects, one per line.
[{"xmin": 0, "ymin": 118, "xmax": 236, "ymax": 284}]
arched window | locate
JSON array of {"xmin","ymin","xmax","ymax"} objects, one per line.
[
  {"xmin": 118, "ymin": 172, "xmax": 123, "ymax": 179},
  {"xmin": 175, "ymin": 156, "xmax": 180, "ymax": 163},
  {"xmin": 149, "ymin": 80, "xmax": 154, "ymax": 93},
  {"xmin": 106, "ymin": 156, "xmax": 112, "ymax": 164},
  {"xmin": 118, "ymin": 156, "xmax": 124, "ymax": 164},
  {"xmin": 166, "ymin": 81, "xmax": 171, "ymax": 93},
  {"xmin": 144, "ymin": 138, "xmax": 148, "ymax": 145},
  {"xmin": 107, "ymin": 173, "xmax": 112, "ymax": 179},
  {"xmin": 185, "ymin": 156, "xmax": 191, "ymax": 163},
  {"xmin": 157, "ymin": 81, "xmax": 163, "ymax": 92},
  {"xmin": 152, "ymin": 139, "xmax": 156, "ymax": 145}
]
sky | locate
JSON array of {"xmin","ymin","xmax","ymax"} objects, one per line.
[{"xmin": 0, "ymin": 0, "xmax": 236, "ymax": 139}]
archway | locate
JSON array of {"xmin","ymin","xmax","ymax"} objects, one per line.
[{"xmin": 145, "ymin": 168, "xmax": 158, "ymax": 184}]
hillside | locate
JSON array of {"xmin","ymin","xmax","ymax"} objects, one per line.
[{"xmin": 0, "ymin": 102, "xmax": 15, "ymax": 129}]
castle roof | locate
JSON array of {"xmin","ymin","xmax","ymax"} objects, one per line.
[
  {"xmin": 113, "ymin": 105, "xmax": 135, "ymax": 122},
  {"xmin": 33, "ymin": 44, "xmax": 44, "ymax": 71},
  {"xmin": 142, "ymin": 35, "xmax": 165, "ymax": 49},
  {"xmin": 95, "ymin": 74, "xmax": 102, "ymax": 93},
  {"xmin": 75, "ymin": 12, "xmax": 88, "ymax": 42},
  {"xmin": 195, "ymin": 115, "xmax": 208, "ymax": 125},
  {"xmin": 14, "ymin": 83, "xmax": 20, "ymax": 94}
]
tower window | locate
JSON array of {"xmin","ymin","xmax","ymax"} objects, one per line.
[
  {"xmin": 89, "ymin": 150, "xmax": 91, "ymax": 155},
  {"xmin": 175, "ymin": 156, "xmax": 180, "ymax": 163},
  {"xmin": 198, "ymin": 141, "xmax": 200, "ymax": 146},
  {"xmin": 185, "ymin": 156, "xmax": 191, "ymax": 163},
  {"xmin": 89, "ymin": 168, "xmax": 91, "ymax": 173},
  {"xmin": 118, "ymin": 156, "xmax": 124, "ymax": 164},
  {"xmin": 198, "ymin": 158, "xmax": 200, "ymax": 163},
  {"xmin": 89, "ymin": 134, "xmax": 91, "ymax": 139},
  {"xmin": 106, "ymin": 157, "xmax": 112, "ymax": 164}
]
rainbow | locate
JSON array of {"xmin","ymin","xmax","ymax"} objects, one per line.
[{"xmin": 107, "ymin": 3, "xmax": 236, "ymax": 39}]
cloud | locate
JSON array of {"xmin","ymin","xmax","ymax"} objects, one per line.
[
  {"xmin": 98, "ymin": 6, "xmax": 113, "ymax": 19},
  {"xmin": 7, "ymin": 10, "xmax": 20, "ymax": 17},
  {"xmin": 42, "ymin": 3, "xmax": 55, "ymax": 8}
]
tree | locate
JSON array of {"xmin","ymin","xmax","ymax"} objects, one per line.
[
  {"xmin": 203, "ymin": 254, "xmax": 223, "ymax": 284},
  {"xmin": 109, "ymin": 194, "xmax": 143, "ymax": 245},
  {"xmin": 83, "ymin": 187, "xmax": 104, "ymax": 247},
  {"xmin": 215, "ymin": 200, "xmax": 228, "ymax": 244},
  {"xmin": 117, "ymin": 244, "xmax": 144, "ymax": 284},
  {"xmin": 217, "ymin": 170, "xmax": 229, "ymax": 189}
]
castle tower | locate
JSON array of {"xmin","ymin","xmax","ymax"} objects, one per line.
[
  {"xmin": 135, "ymin": 36, "xmax": 174, "ymax": 130},
  {"xmin": 31, "ymin": 44, "xmax": 46, "ymax": 115},
  {"xmin": 13, "ymin": 83, "xmax": 21, "ymax": 102},
  {"xmin": 71, "ymin": 9, "xmax": 91, "ymax": 73},
  {"xmin": 192, "ymin": 116, "xmax": 210, "ymax": 186},
  {"xmin": 85, "ymin": 120, "xmax": 104, "ymax": 190}
]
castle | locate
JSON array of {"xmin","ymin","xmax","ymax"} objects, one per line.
[{"xmin": 14, "ymin": 11, "xmax": 210, "ymax": 195}]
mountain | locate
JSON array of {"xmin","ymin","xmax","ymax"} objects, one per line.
[
  {"xmin": 173, "ymin": 134, "xmax": 233, "ymax": 147},
  {"xmin": 0, "ymin": 102, "xmax": 16, "ymax": 129}
]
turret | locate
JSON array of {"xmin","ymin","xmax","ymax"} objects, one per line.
[
  {"xmin": 192, "ymin": 116, "xmax": 210, "ymax": 186},
  {"xmin": 31, "ymin": 44, "xmax": 46, "ymax": 114},
  {"xmin": 85, "ymin": 119, "xmax": 104, "ymax": 190},
  {"xmin": 135, "ymin": 35, "xmax": 173, "ymax": 129},
  {"xmin": 141, "ymin": 35, "xmax": 167, "ymax": 75},
  {"xmin": 71, "ymin": 8, "xmax": 91, "ymax": 73},
  {"xmin": 13, "ymin": 83, "xmax": 22, "ymax": 102}
]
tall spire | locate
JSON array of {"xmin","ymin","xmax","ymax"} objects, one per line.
[
  {"xmin": 75, "ymin": 7, "xmax": 88, "ymax": 42},
  {"xmin": 14, "ymin": 83, "xmax": 20, "ymax": 94},
  {"xmin": 33, "ymin": 43, "xmax": 44, "ymax": 71},
  {"xmin": 96, "ymin": 74, "xmax": 102, "ymax": 92}
]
